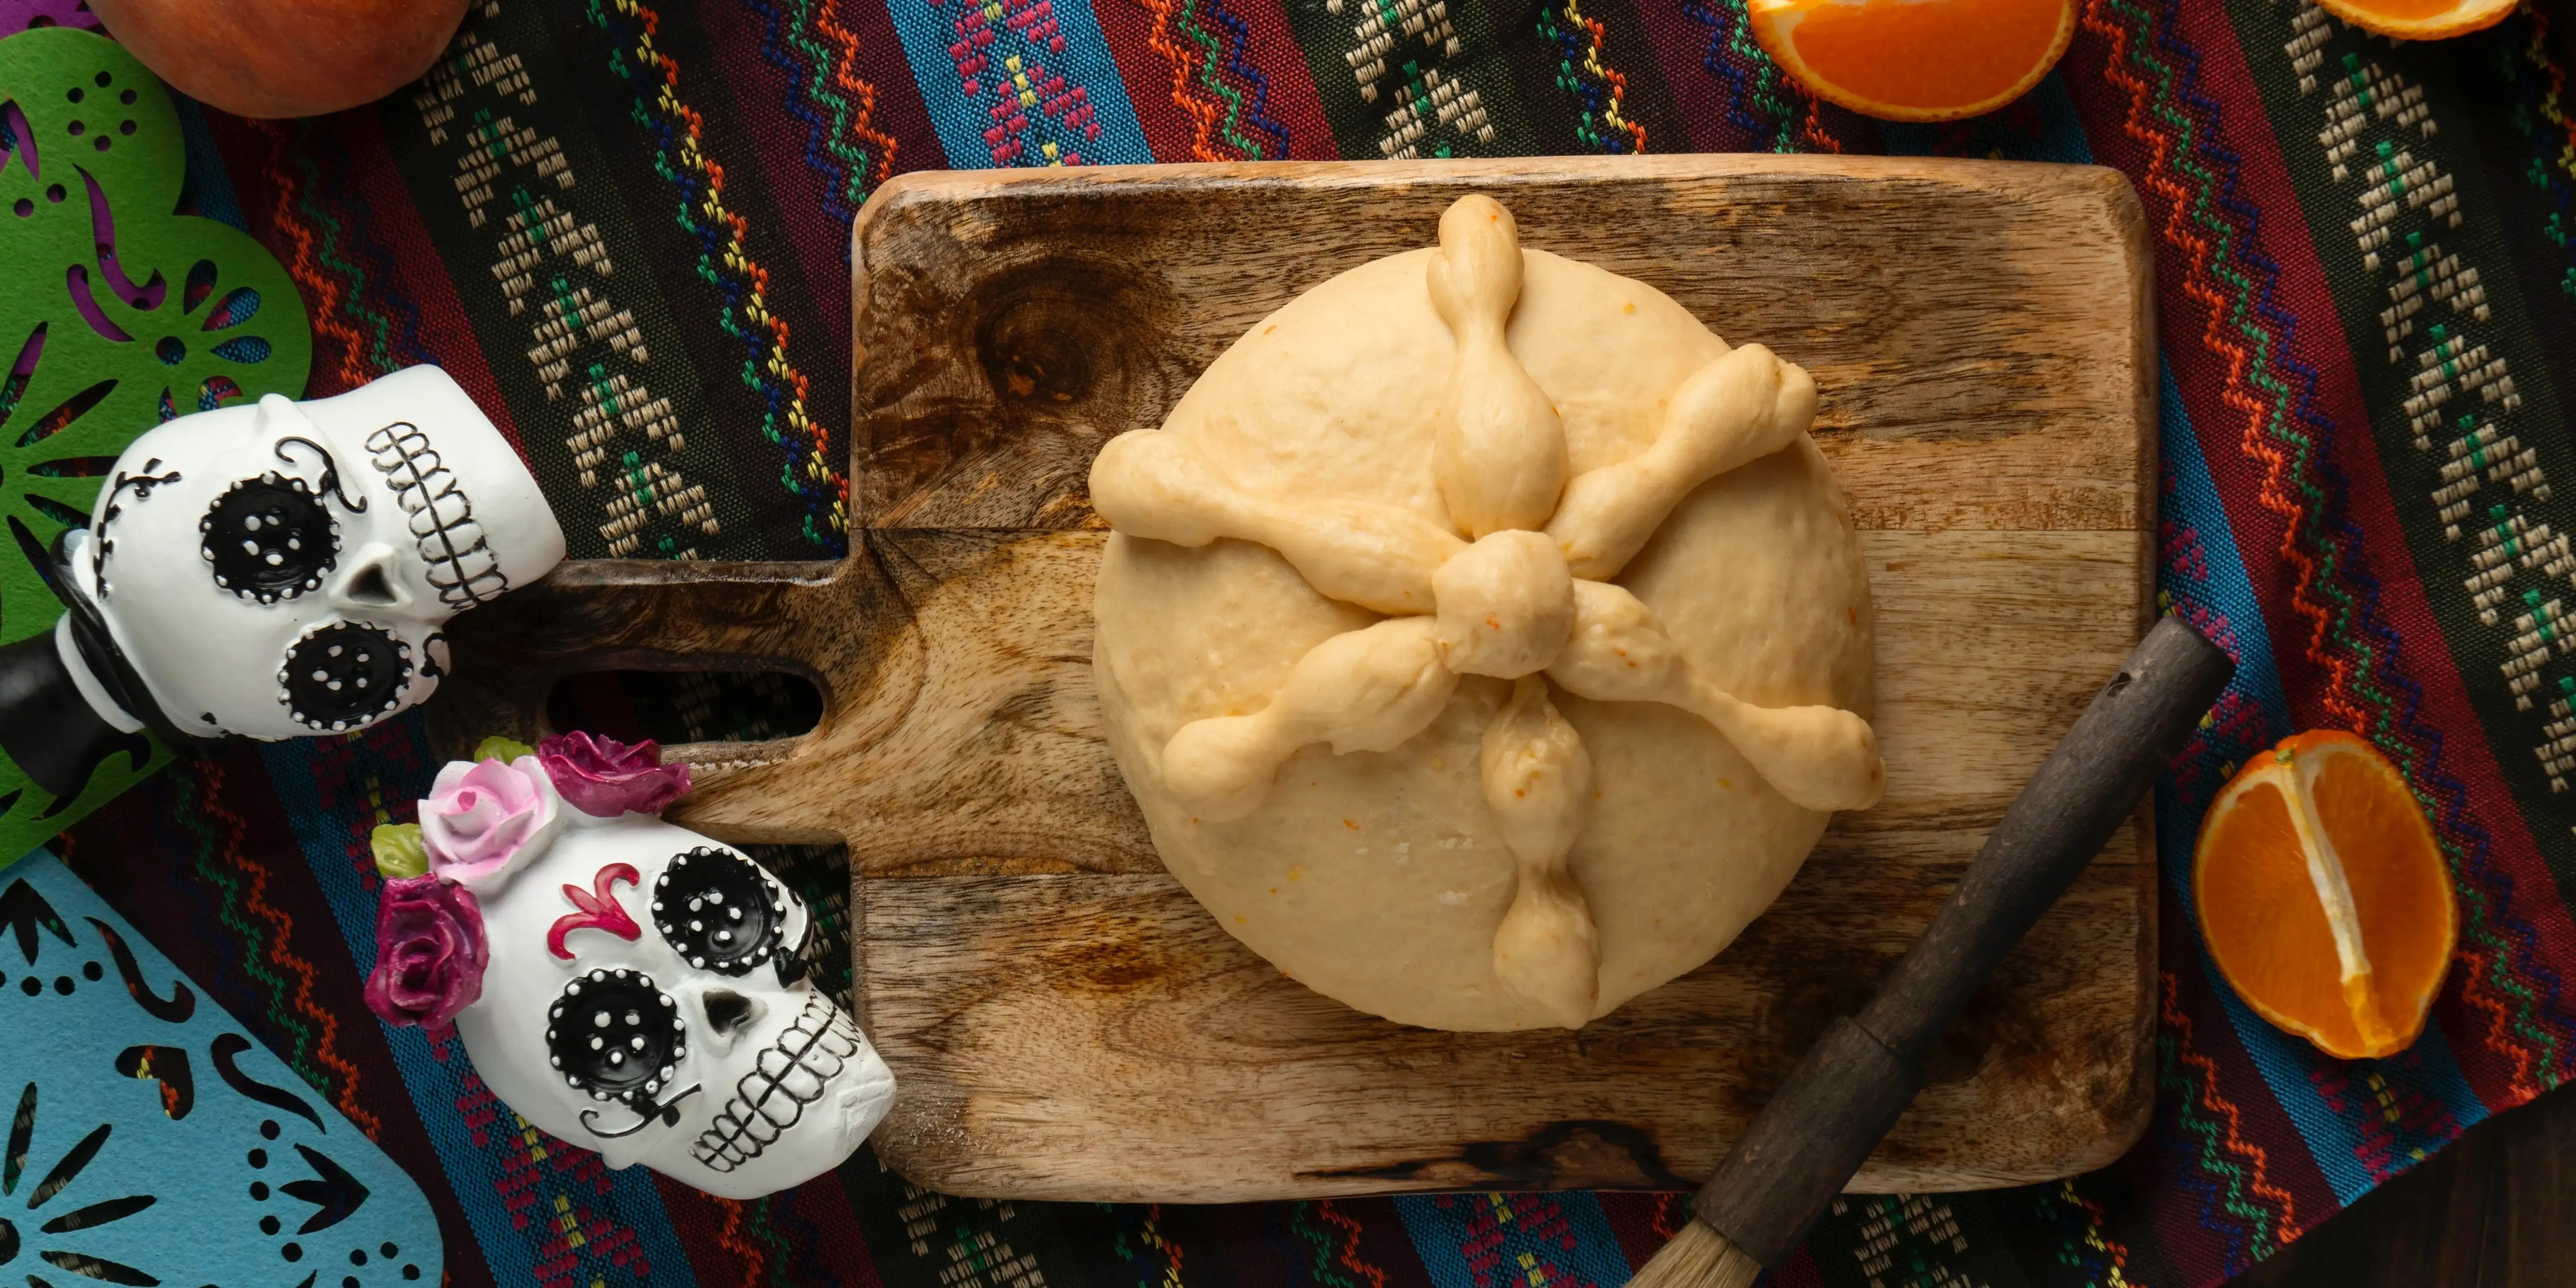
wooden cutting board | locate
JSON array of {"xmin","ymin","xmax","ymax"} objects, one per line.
[{"xmin": 436, "ymin": 155, "xmax": 2157, "ymax": 1203}]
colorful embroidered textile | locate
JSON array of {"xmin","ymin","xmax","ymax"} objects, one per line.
[{"xmin": 12, "ymin": 0, "xmax": 2576, "ymax": 1284}]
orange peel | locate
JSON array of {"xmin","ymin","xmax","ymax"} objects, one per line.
[
  {"xmin": 2193, "ymin": 730, "xmax": 2456, "ymax": 1060},
  {"xmin": 1746, "ymin": 0, "xmax": 2076, "ymax": 124},
  {"xmin": 2311, "ymin": 0, "xmax": 2515, "ymax": 42}
]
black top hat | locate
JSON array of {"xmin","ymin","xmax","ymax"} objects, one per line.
[{"xmin": 0, "ymin": 532, "xmax": 222, "ymax": 805}]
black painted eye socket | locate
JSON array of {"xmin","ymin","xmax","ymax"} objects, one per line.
[
  {"xmin": 547, "ymin": 969, "xmax": 686, "ymax": 1106},
  {"xmin": 650, "ymin": 848, "xmax": 787, "ymax": 976},
  {"xmin": 277, "ymin": 623, "xmax": 410, "ymax": 732},
  {"xmin": 201, "ymin": 471, "xmax": 337, "ymax": 602}
]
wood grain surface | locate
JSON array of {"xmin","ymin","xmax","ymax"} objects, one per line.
[
  {"xmin": 2233, "ymin": 1081, "xmax": 2576, "ymax": 1288},
  {"xmin": 435, "ymin": 156, "xmax": 2157, "ymax": 1202}
]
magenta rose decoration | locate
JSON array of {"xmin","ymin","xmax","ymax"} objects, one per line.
[
  {"xmin": 363, "ymin": 875, "xmax": 487, "ymax": 1029},
  {"xmin": 537, "ymin": 731, "xmax": 691, "ymax": 817},
  {"xmin": 419, "ymin": 755, "xmax": 563, "ymax": 891}
]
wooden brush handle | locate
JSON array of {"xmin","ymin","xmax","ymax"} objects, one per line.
[{"xmin": 1690, "ymin": 615, "xmax": 2233, "ymax": 1266}]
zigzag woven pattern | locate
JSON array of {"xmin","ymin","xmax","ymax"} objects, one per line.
[{"xmin": 12, "ymin": 0, "xmax": 2576, "ymax": 1283}]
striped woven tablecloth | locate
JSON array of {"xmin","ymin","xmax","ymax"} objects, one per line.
[{"xmin": 15, "ymin": 0, "xmax": 2576, "ymax": 1284}]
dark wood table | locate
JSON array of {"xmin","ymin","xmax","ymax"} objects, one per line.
[{"xmin": 2230, "ymin": 1078, "xmax": 2576, "ymax": 1285}]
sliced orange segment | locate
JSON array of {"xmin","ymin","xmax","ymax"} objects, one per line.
[
  {"xmin": 2194, "ymin": 730, "xmax": 2457, "ymax": 1060},
  {"xmin": 1746, "ymin": 0, "xmax": 2076, "ymax": 124},
  {"xmin": 2311, "ymin": 0, "xmax": 2514, "ymax": 41}
]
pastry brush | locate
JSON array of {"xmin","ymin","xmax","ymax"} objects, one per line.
[{"xmin": 1627, "ymin": 614, "xmax": 2233, "ymax": 1288}]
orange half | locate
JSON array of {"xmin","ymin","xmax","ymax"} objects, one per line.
[
  {"xmin": 2194, "ymin": 731, "xmax": 2457, "ymax": 1060},
  {"xmin": 2312, "ymin": 0, "xmax": 2514, "ymax": 41},
  {"xmin": 1747, "ymin": 0, "xmax": 2077, "ymax": 124}
]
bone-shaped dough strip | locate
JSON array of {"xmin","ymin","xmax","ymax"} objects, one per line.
[
  {"xmin": 1545, "ymin": 341, "xmax": 1820, "ymax": 582},
  {"xmin": 1428, "ymin": 195, "xmax": 1567, "ymax": 539},
  {"xmin": 1103, "ymin": 428, "xmax": 1882, "ymax": 813},
  {"xmin": 1546, "ymin": 580, "xmax": 1884, "ymax": 812},
  {"xmin": 1090, "ymin": 430, "xmax": 1467, "ymax": 616},
  {"xmin": 1159, "ymin": 617, "xmax": 1459, "ymax": 823},
  {"xmin": 1482, "ymin": 675, "xmax": 1601, "ymax": 1029}
]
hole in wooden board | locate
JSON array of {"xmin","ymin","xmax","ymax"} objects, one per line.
[{"xmin": 546, "ymin": 669, "xmax": 823, "ymax": 747}]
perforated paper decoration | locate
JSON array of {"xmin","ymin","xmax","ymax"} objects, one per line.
[
  {"xmin": 0, "ymin": 850, "xmax": 440, "ymax": 1285},
  {"xmin": 0, "ymin": 4, "xmax": 98, "ymax": 38},
  {"xmin": 0, "ymin": 25, "xmax": 312, "ymax": 861}
]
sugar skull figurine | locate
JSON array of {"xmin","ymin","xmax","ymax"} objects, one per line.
[
  {"xmin": 363, "ymin": 733, "xmax": 896, "ymax": 1200},
  {"xmin": 73, "ymin": 365, "xmax": 564, "ymax": 741},
  {"xmin": 0, "ymin": 365, "xmax": 566, "ymax": 812}
]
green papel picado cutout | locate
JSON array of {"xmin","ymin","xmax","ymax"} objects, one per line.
[{"xmin": 0, "ymin": 26, "xmax": 311, "ymax": 862}]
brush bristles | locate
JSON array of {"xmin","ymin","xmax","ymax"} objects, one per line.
[{"xmin": 1625, "ymin": 1219, "xmax": 1763, "ymax": 1288}]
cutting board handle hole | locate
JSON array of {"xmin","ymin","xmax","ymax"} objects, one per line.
[{"xmin": 547, "ymin": 668, "xmax": 823, "ymax": 746}]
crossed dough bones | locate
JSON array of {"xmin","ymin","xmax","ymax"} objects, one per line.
[{"xmin": 1088, "ymin": 195, "xmax": 1885, "ymax": 1028}]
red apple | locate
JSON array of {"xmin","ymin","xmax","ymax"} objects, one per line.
[{"xmin": 86, "ymin": 0, "xmax": 471, "ymax": 118}]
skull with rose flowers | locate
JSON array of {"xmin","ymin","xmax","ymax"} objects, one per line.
[{"xmin": 362, "ymin": 732, "xmax": 894, "ymax": 1199}]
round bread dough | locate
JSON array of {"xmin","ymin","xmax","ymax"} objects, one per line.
[{"xmin": 1091, "ymin": 200, "xmax": 1875, "ymax": 1032}]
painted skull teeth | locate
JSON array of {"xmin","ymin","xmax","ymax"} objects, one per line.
[
  {"xmin": 276, "ymin": 620, "xmax": 411, "ymax": 732},
  {"xmin": 689, "ymin": 994, "xmax": 862, "ymax": 1173},
  {"xmin": 366, "ymin": 422, "xmax": 511, "ymax": 610}
]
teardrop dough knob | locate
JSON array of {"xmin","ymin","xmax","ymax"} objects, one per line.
[
  {"xmin": 1428, "ymin": 195, "xmax": 1567, "ymax": 539},
  {"xmin": 1483, "ymin": 676, "xmax": 1601, "ymax": 1028}
]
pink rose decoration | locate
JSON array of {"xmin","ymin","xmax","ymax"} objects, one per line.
[
  {"xmin": 537, "ymin": 731, "xmax": 692, "ymax": 817},
  {"xmin": 419, "ymin": 755, "xmax": 563, "ymax": 890},
  {"xmin": 362, "ymin": 875, "xmax": 487, "ymax": 1029}
]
